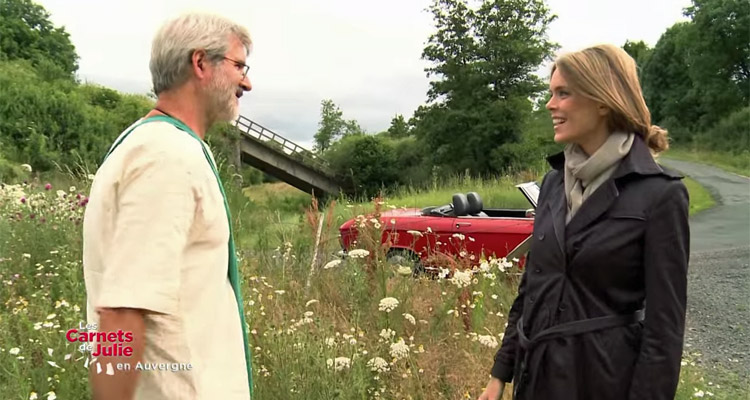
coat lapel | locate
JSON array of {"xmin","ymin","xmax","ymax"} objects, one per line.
[{"xmin": 565, "ymin": 179, "xmax": 619, "ymax": 236}]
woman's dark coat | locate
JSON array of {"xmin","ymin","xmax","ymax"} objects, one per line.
[{"xmin": 492, "ymin": 136, "xmax": 690, "ymax": 400}]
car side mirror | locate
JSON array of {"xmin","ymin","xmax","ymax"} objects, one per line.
[{"xmin": 525, "ymin": 209, "xmax": 535, "ymax": 218}]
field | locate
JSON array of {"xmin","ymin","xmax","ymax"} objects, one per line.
[{"xmin": 0, "ymin": 168, "xmax": 738, "ymax": 399}]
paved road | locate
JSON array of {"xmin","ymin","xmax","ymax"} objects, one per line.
[{"xmin": 660, "ymin": 158, "xmax": 750, "ymax": 381}]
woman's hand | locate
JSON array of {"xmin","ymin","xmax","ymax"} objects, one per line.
[{"xmin": 478, "ymin": 377, "xmax": 505, "ymax": 400}]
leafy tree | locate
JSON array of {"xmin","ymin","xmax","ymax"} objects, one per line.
[
  {"xmin": 386, "ymin": 114, "xmax": 410, "ymax": 138},
  {"xmin": 0, "ymin": 0, "xmax": 78, "ymax": 78},
  {"xmin": 622, "ymin": 40, "xmax": 652, "ymax": 74},
  {"xmin": 325, "ymin": 134, "xmax": 399, "ymax": 197},
  {"xmin": 415, "ymin": 0, "xmax": 557, "ymax": 174},
  {"xmin": 314, "ymin": 99, "xmax": 365, "ymax": 152}
]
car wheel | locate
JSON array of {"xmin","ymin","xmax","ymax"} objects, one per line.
[{"xmin": 386, "ymin": 249, "xmax": 424, "ymax": 276}]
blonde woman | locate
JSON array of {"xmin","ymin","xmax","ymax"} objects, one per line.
[{"xmin": 479, "ymin": 44, "xmax": 689, "ymax": 400}]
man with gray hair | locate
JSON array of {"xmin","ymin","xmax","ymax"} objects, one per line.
[{"xmin": 82, "ymin": 12, "xmax": 253, "ymax": 399}]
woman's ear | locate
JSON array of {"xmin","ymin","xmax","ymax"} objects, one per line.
[{"xmin": 597, "ymin": 104, "xmax": 610, "ymax": 117}]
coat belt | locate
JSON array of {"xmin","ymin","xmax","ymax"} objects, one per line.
[{"xmin": 513, "ymin": 309, "xmax": 645, "ymax": 398}]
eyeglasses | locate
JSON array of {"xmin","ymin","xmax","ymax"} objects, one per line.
[{"xmin": 223, "ymin": 56, "xmax": 249, "ymax": 79}]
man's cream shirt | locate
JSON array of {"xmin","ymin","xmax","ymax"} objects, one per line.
[{"xmin": 82, "ymin": 120, "xmax": 250, "ymax": 399}]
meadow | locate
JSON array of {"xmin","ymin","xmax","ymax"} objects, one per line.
[{"xmin": 0, "ymin": 165, "xmax": 740, "ymax": 400}]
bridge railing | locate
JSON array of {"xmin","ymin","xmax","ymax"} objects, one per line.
[{"xmin": 234, "ymin": 115, "xmax": 334, "ymax": 176}]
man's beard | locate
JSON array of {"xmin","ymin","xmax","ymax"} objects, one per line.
[{"xmin": 206, "ymin": 71, "xmax": 239, "ymax": 125}]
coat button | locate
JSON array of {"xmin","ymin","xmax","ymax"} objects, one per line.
[
  {"xmin": 529, "ymin": 296, "xmax": 535, "ymax": 303},
  {"xmin": 535, "ymin": 268, "xmax": 541, "ymax": 273},
  {"xmin": 558, "ymin": 304, "xmax": 567, "ymax": 312},
  {"xmin": 538, "ymin": 233, "xmax": 545, "ymax": 240}
]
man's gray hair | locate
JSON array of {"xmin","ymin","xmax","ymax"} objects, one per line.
[{"xmin": 150, "ymin": 13, "xmax": 252, "ymax": 95}]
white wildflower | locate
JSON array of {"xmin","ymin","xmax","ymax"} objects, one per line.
[
  {"xmin": 325, "ymin": 338, "xmax": 336, "ymax": 347},
  {"xmin": 323, "ymin": 259, "xmax": 343, "ymax": 269},
  {"xmin": 479, "ymin": 261, "xmax": 490, "ymax": 272},
  {"xmin": 46, "ymin": 392, "xmax": 56, "ymax": 400},
  {"xmin": 20, "ymin": 164, "xmax": 32, "ymax": 172},
  {"xmin": 378, "ymin": 297, "xmax": 399, "ymax": 313},
  {"xmin": 406, "ymin": 230, "xmax": 423, "ymax": 237},
  {"xmin": 367, "ymin": 357, "xmax": 390, "ymax": 373},
  {"xmin": 305, "ymin": 299, "xmax": 319, "ymax": 307},
  {"xmin": 332, "ymin": 357, "xmax": 351, "ymax": 371},
  {"xmin": 450, "ymin": 270, "xmax": 472, "ymax": 288},
  {"xmin": 389, "ymin": 339, "xmax": 409, "ymax": 360},
  {"xmin": 403, "ymin": 313, "xmax": 416, "ymax": 325},
  {"xmin": 694, "ymin": 390, "xmax": 705, "ymax": 398},
  {"xmin": 29, "ymin": 392, "xmax": 38, "ymax": 400},
  {"xmin": 452, "ymin": 233, "xmax": 465, "ymax": 241},
  {"xmin": 9, "ymin": 347, "xmax": 20, "ymax": 355},
  {"xmin": 477, "ymin": 335, "xmax": 499, "ymax": 349},
  {"xmin": 379, "ymin": 329, "xmax": 396, "ymax": 341},
  {"xmin": 348, "ymin": 249, "xmax": 370, "ymax": 258}
]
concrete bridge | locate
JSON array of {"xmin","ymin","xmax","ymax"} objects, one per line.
[{"xmin": 233, "ymin": 115, "xmax": 348, "ymax": 197}]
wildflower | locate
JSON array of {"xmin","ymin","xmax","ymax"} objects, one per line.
[
  {"xmin": 69, "ymin": 186, "xmax": 76, "ymax": 192},
  {"xmin": 274, "ymin": 290, "xmax": 286, "ymax": 295},
  {"xmin": 389, "ymin": 339, "xmax": 409, "ymax": 360},
  {"xmin": 22, "ymin": 253, "xmax": 31, "ymax": 259},
  {"xmin": 56, "ymin": 190, "xmax": 66, "ymax": 199},
  {"xmin": 325, "ymin": 338, "xmax": 336, "ymax": 347},
  {"xmin": 21, "ymin": 196, "xmax": 27, "ymax": 204},
  {"xmin": 694, "ymin": 390, "xmax": 705, "ymax": 397},
  {"xmin": 379, "ymin": 329, "xmax": 396, "ymax": 341},
  {"xmin": 406, "ymin": 230, "xmax": 423, "ymax": 237},
  {"xmin": 329, "ymin": 357, "xmax": 351, "ymax": 371},
  {"xmin": 44, "ymin": 183, "xmax": 52, "ymax": 190},
  {"xmin": 20, "ymin": 164, "xmax": 32, "ymax": 172},
  {"xmin": 403, "ymin": 313, "xmax": 416, "ymax": 325},
  {"xmin": 348, "ymin": 249, "xmax": 370, "ymax": 258},
  {"xmin": 304, "ymin": 311, "xmax": 314, "ymax": 318},
  {"xmin": 46, "ymin": 313, "xmax": 56, "ymax": 320},
  {"xmin": 45, "ymin": 392, "xmax": 56, "ymax": 400},
  {"xmin": 452, "ymin": 233, "xmax": 465, "ymax": 241},
  {"xmin": 451, "ymin": 270, "xmax": 472, "ymax": 288},
  {"xmin": 323, "ymin": 259, "xmax": 342, "ymax": 269},
  {"xmin": 477, "ymin": 335, "xmax": 499, "ymax": 349},
  {"xmin": 47, "ymin": 348, "xmax": 54, "ymax": 356},
  {"xmin": 479, "ymin": 261, "xmax": 490, "ymax": 272},
  {"xmin": 47, "ymin": 361, "xmax": 60, "ymax": 368},
  {"xmin": 305, "ymin": 299, "xmax": 319, "ymax": 307},
  {"xmin": 88, "ymin": 174, "xmax": 95, "ymax": 180},
  {"xmin": 367, "ymin": 357, "xmax": 389, "ymax": 373},
  {"xmin": 9, "ymin": 347, "xmax": 20, "ymax": 355},
  {"xmin": 378, "ymin": 297, "xmax": 399, "ymax": 313},
  {"xmin": 30, "ymin": 392, "xmax": 38, "ymax": 400}
]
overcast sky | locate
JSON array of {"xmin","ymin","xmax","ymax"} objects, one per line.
[{"xmin": 38, "ymin": 0, "xmax": 692, "ymax": 148}]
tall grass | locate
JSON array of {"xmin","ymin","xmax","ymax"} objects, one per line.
[{"xmin": 0, "ymin": 166, "xmax": 743, "ymax": 399}]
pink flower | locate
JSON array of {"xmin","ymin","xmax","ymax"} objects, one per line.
[
  {"xmin": 45, "ymin": 183, "xmax": 52, "ymax": 190},
  {"xmin": 20, "ymin": 197, "xmax": 26, "ymax": 204}
]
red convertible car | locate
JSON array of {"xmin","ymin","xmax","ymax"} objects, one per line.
[{"xmin": 339, "ymin": 182, "xmax": 539, "ymax": 271}]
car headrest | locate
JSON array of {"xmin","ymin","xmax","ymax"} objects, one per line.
[
  {"xmin": 452, "ymin": 193, "xmax": 469, "ymax": 216},
  {"xmin": 467, "ymin": 192, "xmax": 483, "ymax": 215}
]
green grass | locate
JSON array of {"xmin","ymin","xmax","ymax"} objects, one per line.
[
  {"xmin": 683, "ymin": 176, "xmax": 716, "ymax": 216},
  {"xmin": 665, "ymin": 147, "xmax": 750, "ymax": 177},
  {"xmin": 0, "ymin": 164, "xmax": 740, "ymax": 399}
]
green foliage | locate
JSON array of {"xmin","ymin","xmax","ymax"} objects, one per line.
[
  {"xmin": 324, "ymin": 134, "xmax": 399, "ymax": 197},
  {"xmin": 0, "ymin": 0, "xmax": 78, "ymax": 78},
  {"xmin": 0, "ymin": 60, "xmax": 153, "ymax": 173},
  {"xmin": 414, "ymin": 0, "xmax": 557, "ymax": 175},
  {"xmin": 640, "ymin": 0, "xmax": 748, "ymax": 147},
  {"xmin": 386, "ymin": 114, "xmax": 410, "ymax": 138},
  {"xmin": 313, "ymin": 99, "xmax": 363, "ymax": 152},
  {"xmin": 622, "ymin": 40, "xmax": 652, "ymax": 74}
]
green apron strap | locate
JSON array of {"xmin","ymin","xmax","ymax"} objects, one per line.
[{"xmin": 102, "ymin": 115, "xmax": 254, "ymax": 397}]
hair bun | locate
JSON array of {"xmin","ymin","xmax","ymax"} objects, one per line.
[{"xmin": 647, "ymin": 125, "xmax": 669, "ymax": 153}]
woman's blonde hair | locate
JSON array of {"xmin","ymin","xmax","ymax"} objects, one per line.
[{"xmin": 551, "ymin": 44, "xmax": 668, "ymax": 153}]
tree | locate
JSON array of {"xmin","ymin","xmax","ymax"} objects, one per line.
[
  {"xmin": 622, "ymin": 40, "xmax": 652, "ymax": 75},
  {"xmin": 313, "ymin": 99, "xmax": 364, "ymax": 152},
  {"xmin": 0, "ymin": 0, "xmax": 79, "ymax": 78},
  {"xmin": 386, "ymin": 114, "xmax": 410, "ymax": 138},
  {"xmin": 415, "ymin": 0, "xmax": 557, "ymax": 174}
]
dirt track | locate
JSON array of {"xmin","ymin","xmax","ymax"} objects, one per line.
[{"xmin": 659, "ymin": 158, "xmax": 750, "ymax": 382}]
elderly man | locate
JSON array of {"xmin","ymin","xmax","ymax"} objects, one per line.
[{"xmin": 82, "ymin": 13, "xmax": 253, "ymax": 400}]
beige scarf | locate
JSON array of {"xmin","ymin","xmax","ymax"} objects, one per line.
[{"xmin": 564, "ymin": 132, "xmax": 635, "ymax": 223}]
